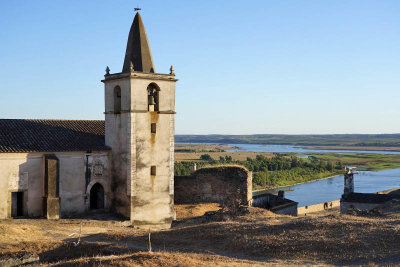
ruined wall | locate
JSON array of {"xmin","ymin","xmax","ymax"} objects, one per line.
[
  {"xmin": 339, "ymin": 201, "xmax": 384, "ymax": 214},
  {"xmin": 251, "ymin": 193, "xmax": 298, "ymax": 216},
  {"xmin": 271, "ymin": 203, "xmax": 298, "ymax": 216},
  {"xmin": 174, "ymin": 166, "xmax": 252, "ymax": 206},
  {"xmin": 0, "ymin": 151, "xmax": 110, "ymax": 219}
]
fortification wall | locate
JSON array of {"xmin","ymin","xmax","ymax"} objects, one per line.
[
  {"xmin": 271, "ymin": 203, "xmax": 298, "ymax": 216},
  {"xmin": 297, "ymin": 200, "xmax": 341, "ymax": 215},
  {"xmin": 174, "ymin": 166, "xmax": 252, "ymax": 206}
]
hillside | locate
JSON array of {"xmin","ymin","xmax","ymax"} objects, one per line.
[{"xmin": 1, "ymin": 203, "xmax": 400, "ymax": 266}]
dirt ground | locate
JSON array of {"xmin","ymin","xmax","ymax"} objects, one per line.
[
  {"xmin": 174, "ymin": 143, "xmax": 274, "ymax": 162},
  {"xmin": 1, "ymin": 203, "xmax": 400, "ymax": 266},
  {"xmin": 174, "ymin": 203, "xmax": 221, "ymax": 219}
]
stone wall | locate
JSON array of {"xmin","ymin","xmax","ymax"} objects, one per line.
[
  {"xmin": 251, "ymin": 192, "xmax": 298, "ymax": 216},
  {"xmin": 297, "ymin": 200, "xmax": 341, "ymax": 215},
  {"xmin": 271, "ymin": 203, "xmax": 298, "ymax": 216},
  {"xmin": 174, "ymin": 166, "xmax": 252, "ymax": 206}
]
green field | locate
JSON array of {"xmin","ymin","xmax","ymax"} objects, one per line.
[{"xmin": 310, "ymin": 153, "xmax": 400, "ymax": 171}]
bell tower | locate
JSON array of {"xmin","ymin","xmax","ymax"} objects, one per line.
[{"xmin": 102, "ymin": 12, "xmax": 177, "ymax": 229}]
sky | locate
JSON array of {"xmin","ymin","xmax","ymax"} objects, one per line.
[{"xmin": 0, "ymin": 1, "xmax": 399, "ymax": 134}]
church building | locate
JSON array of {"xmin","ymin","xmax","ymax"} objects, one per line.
[{"xmin": 0, "ymin": 12, "xmax": 177, "ymax": 229}]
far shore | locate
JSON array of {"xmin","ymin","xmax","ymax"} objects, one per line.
[{"xmin": 302, "ymin": 145, "xmax": 400, "ymax": 152}]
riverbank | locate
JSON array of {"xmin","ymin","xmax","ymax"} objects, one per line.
[
  {"xmin": 297, "ymin": 187, "xmax": 400, "ymax": 215},
  {"xmin": 253, "ymin": 173, "xmax": 341, "ymax": 194},
  {"xmin": 254, "ymin": 166, "xmax": 400, "ymax": 196},
  {"xmin": 175, "ymin": 143, "xmax": 400, "ymax": 192},
  {"xmin": 264, "ymin": 168, "xmax": 400, "ymax": 207}
]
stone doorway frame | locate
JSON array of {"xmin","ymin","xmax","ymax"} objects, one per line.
[{"xmin": 86, "ymin": 179, "xmax": 109, "ymax": 211}]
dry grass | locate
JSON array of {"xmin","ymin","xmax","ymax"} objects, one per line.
[
  {"xmin": 50, "ymin": 251, "xmax": 269, "ymax": 266},
  {"xmin": 175, "ymin": 141, "xmax": 274, "ymax": 161},
  {"xmin": 175, "ymin": 203, "xmax": 221, "ymax": 219},
  {"xmin": 1, "ymin": 205, "xmax": 400, "ymax": 266}
]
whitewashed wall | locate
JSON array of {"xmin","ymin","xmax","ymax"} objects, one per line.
[{"xmin": 0, "ymin": 151, "xmax": 110, "ymax": 219}]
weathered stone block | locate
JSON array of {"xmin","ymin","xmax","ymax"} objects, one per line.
[
  {"xmin": 43, "ymin": 155, "xmax": 60, "ymax": 219},
  {"xmin": 44, "ymin": 155, "xmax": 59, "ymax": 198},
  {"xmin": 43, "ymin": 197, "xmax": 60, "ymax": 219}
]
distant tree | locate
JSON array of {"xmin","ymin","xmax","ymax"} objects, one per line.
[
  {"xmin": 225, "ymin": 155, "xmax": 232, "ymax": 162},
  {"xmin": 308, "ymin": 155, "xmax": 318, "ymax": 162},
  {"xmin": 256, "ymin": 155, "xmax": 265, "ymax": 161},
  {"xmin": 200, "ymin": 154, "xmax": 212, "ymax": 161},
  {"xmin": 208, "ymin": 159, "xmax": 217, "ymax": 165},
  {"xmin": 253, "ymin": 171, "xmax": 267, "ymax": 186},
  {"xmin": 335, "ymin": 161, "xmax": 343, "ymax": 170},
  {"xmin": 326, "ymin": 161, "xmax": 334, "ymax": 171},
  {"xmin": 291, "ymin": 157, "xmax": 299, "ymax": 168}
]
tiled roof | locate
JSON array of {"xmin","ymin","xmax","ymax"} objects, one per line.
[{"xmin": 0, "ymin": 119, "xmax": 109, "ymax": 152}]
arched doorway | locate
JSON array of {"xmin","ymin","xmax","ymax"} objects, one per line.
[{"xmin": 90, "ymin": 183, "xmax": 104, "ymax": 209}]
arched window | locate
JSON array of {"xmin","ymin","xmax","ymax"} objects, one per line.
[
  {"xmin": 114, "ymin": 86, "xmax": 121, "ymax": 114},
  {"xmin": 147, "ymin": 83, "xmax": 160, "ymax": 111}
]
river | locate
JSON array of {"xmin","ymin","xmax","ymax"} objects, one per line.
[
  {"xmin": 254, "ymin": 169, "xmax": 400, "ymax": 207},
  {"xmin": 180, "ymin": 142, "xmax": 400, "ymax": 207},
  {"xmin": 224, "ymin": 143, "xmax": 400, "ymax": 155}
]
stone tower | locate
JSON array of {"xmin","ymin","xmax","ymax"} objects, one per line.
[
  {"xmin": 102, "ymin": 12, "xmax": 177, "ymax": 229},
  {"xmin": 343, "ymin": 167, "xmax": 354, "ymax": 197}
]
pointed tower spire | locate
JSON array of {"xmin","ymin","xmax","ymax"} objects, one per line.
[{"xmin": 122, "ymin": 13, "xmax": 155, "ymax": 73}]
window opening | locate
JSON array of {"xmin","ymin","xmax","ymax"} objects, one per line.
[
  {"xmin": 114, "ymin": 86, "xmax": 121, "ymax": 114},
  {"xmin": 151, "ymin": 166, "xmax": 156, "ymax": 176}
]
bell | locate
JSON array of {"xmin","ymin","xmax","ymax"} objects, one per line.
[{"xmin": 148, "ymin": 95, "xmax": 156, "ymax": 105}]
